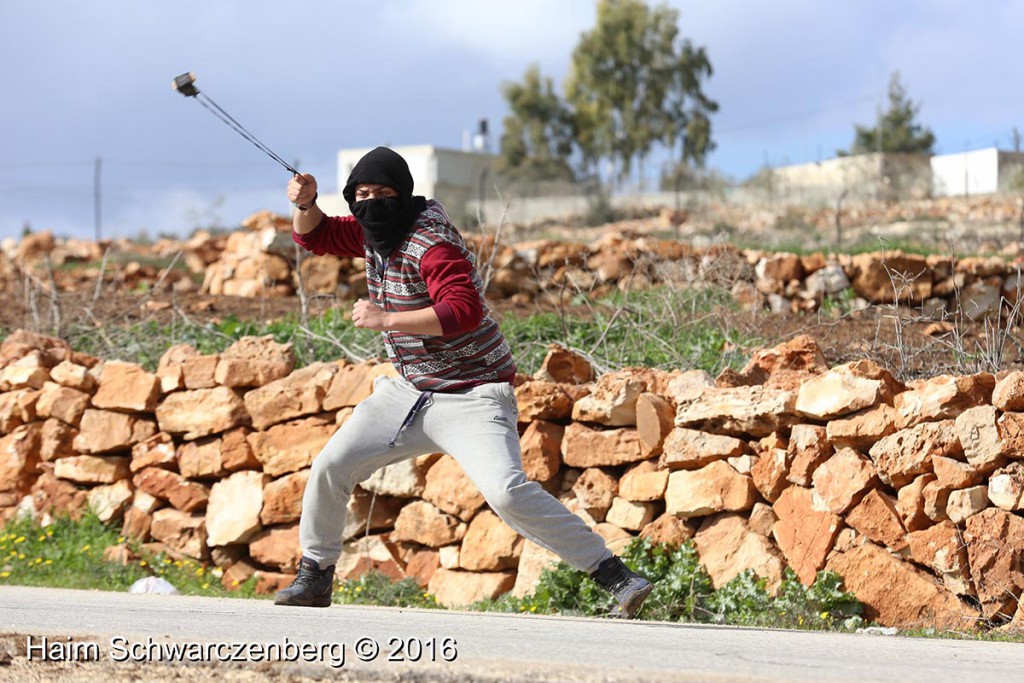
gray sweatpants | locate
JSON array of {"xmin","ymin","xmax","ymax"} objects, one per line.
[{"xmin": 299, "ymin": 375, "xmax": 612, "ymax": 574}]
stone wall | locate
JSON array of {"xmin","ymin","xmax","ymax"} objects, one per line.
[
  {"xmin": 194, "ymin": 216, "xmax": 1024, "ymax": 323},
  {"xmin": 1, "ymin": 329, "xmax": 1023, "ymax": 630}
]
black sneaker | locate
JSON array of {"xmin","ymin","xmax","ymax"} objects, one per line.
[
  {"xmin": 590, "ymin": 555, "xmax": 653, "ymax": 619},
  {"xmin": 274, "ymin": 557, "xmax": 335, "ymax": 607}
]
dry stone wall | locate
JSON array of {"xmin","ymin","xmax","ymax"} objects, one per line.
[{"xmin": 2, "ymin": 328, "xmax": 1024, "ymax": 630}]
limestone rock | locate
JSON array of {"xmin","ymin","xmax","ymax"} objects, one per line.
[
  {"xmin": 665, "ymin": 369, "xmax": 715, "ymax": 405},
  {"xmin": 391, "ymin": 500, "xmax": 466, "ymax": 547},
  {"xmin": 150, "ymin": 508, "xmax": 208, "ymax": 560},
  {"xmin": 533, "ymin": 345, "xmax": 594, "ymax": 384},
  {"xmin": 248, "ymin": 524, "xmax": 302, "ymax": 572},
  {"xmin": 571, "ymin": 370, "xmax": 647, "ymax": 426},
  {"xmin": 337, "ymin": 534, "xmax": 404, "ymax": 581},
  {"xmin": 639, "ymin": 513, "xmax": 696, "ymax": 547},
  {"xmin": 55, "ymin": 455, "xmax": 130, "ymax": 485},
  {"xmin": 73, "ymin": 409, "xmax": 156, "ymax": 454},
  {"xmin": 214, "ymin": 336, "xmax": 295, "ymax": 388},
  {"xmin": 605, "ymin": 497, "xmax": 657, "ymax": 531},
  {"xmin": 260, "ymin": 469, "xmax": 309, "ymax": 525},
  {"xmin": 182, "ymin": 355, "xmax": 219, "ymax": 389},
  {"xmin": 992, "ymin": 370, "xmax": 1024, "ymax": 412},
  {"xmin": 129, "ymin": 432, "xmax": 177, "ymax": 472},
  {"xmin": 893, "ymin": 373, "xmax": 995, "ymax": 430},
  {"xmin": 156, "ymin": 387, "xmax": 249, "ymax": 440},
  {"xmin": 561, "ymin": 423, "xmax": 645, "ymax": 468},
  {"xmin": 931, "ymin": 455, "xmax": 984, "ymax": 489},
  {"xmin": 955, "ymin": 405, "xmax": 1007, "ymax": 472},
  {"xmin": 965, "ymin": 508, "xmax": 1024, "ymax": 621},
  {"xmin": 0, "ymin": 424, "xmax": 42, "ymax": 492},
  {"xmin": 428, "ymin": 568, "xmax": 516, "ymax": 608},
  {"xmin": 694, "ymin": 513, "xmax": 786, "ymax": 593},
  {"xmin": 907, "ymin": 521, "xmax": 973, "ymax": 596},
  {"xmin": 787, "ymin": 424, "xmax": 833, "ymax": 486},
  {"xmin": 131, "ymin": 467, "xmax": 209, "ymax": 512},
  {"xmin": 825, "ymin": 542, "xmax": 977, "ymax": 630},
  {"xmin": 35, "ymin": 382, "xmax": 90, "ymax": 426},
  {"xmin": 845, "ymin": 489, "xmax": 907, "ymax": 551},
  {"xmin": 515, "ymin": 381, "xmax": 579, "ymax": 422},
  {"xmin": 243, "ymin": 362, "xmax": 337, "ymax": 430},
  {"xmin": 618, "ymin": 460, "xmax": 669, "ymax": 502},
  {"xmin": 636, "ymin": 392, "xmax": 675, "ymax": 457},
  {"xmin": 571, "ymin": 468, "xmax": 618, "ymax": 520},
  {"xmin": 87, "ymin": 479, "xmax": 133, "ymax": 523},
  {"xmin": 988, "ymin": 462, "xmax": 1024, "ymax": 511},
  {"xmin": 660, "ymin": 427, "xmax": 746, "ymax": 470},
  {"xmin": 31, "ymin": 471, "xmax": 87, "ymax": 519},
  {"xmin": 751, "ymin": 447, "xmax": 791, "ymax": 504},
  {"xmin": 322, "ymin": 363, "xmax": 375, "ymax": 411},
  {"xmin": 511, "ymin": 540, "xmax": 562, "ymax": 597},
  {"xmin": 206, "ymin": 470, "xmax": 266, "ymax": 546},
  {"xmin": 39, "ymin": 418, "xmax": 76, "ymax": 462},
  {"xmin": 946, "ymin": 485, "xmax": 989, "ymax": 524},
  {"xmin": 665, "ymin": 461, "xmax": 757, "ymax": 518},
  {"xmin": 422, "ymin": 455, "xmax": 486, "ymax": 522},
  {"xmin": 92, "ymin": 361, "xmax": 160, "ymax": 412},
  {"xmin": 848, "ymin": 251, "xmax": 932, "ymax": 304},
  {"xmin": 675, "ymin": 385, "xmax": 799, "ymax": 438},
  {"xmin": 795, "ymin": 360, "xmax": 899, "ymax": 420},
  {"xmin": 772, "ymin": 486, "xmax": 842, "ymax": 585},
  {"xmin": 0, "ymin": 389, "xmax": 39, "ymax": 434},
  {"xmin": 247, "ymin": 414, "xmax": 335, "ymax": 477},
  {"xmin": 49, "ymin": 360, "xmax": 96, "ymax": 393},
  {"xmin": 156, "ymin": 344, "xmax": 198, "ymax": 394},
  {"xmin": 341, "ymin": 488, "xmax": 404, "ymax": 542},
  {"xmin": 360, "ymin": 458, "xmax": 427, "ymax": 499},
  {"xmin": 459, "ymin": 510, "xmax": 523, "ymax": 571},
  {"xmin": 896, "ymin": 474, "xmax": 937, "ymax": 532},
  {"xmin": 519, "ymin": 420, "xmax": 563, "ymax": 483},
  {"xmin": 826, "ymin": 404, "xmax": 897, "ymax": 451},
  {"xmin": 811, "ymin": 447, "xmax": 878, "ymax": 515},
  {"xmin": 869, "ymin": 420, "xmax": 961, "ymax": 488}
]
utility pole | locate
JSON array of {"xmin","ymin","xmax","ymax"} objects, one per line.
[{"xmin": 94, "ymin": 157, "xmax": 102, "ymax": 242}]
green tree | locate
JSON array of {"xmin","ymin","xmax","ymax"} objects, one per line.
[
  {"xmin": 498, "ymin": 64, "xmax": 577, "ymax": 183},
  {"xmin": 842, "ymin": 72, "xmax": 936, "ymax": 155},
  {"xmin": 565, "ymin": 0, "xmax": 716, "ymax": 186}
]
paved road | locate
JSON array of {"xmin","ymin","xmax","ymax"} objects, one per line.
[{"xmin": 0, "ymin": 585, "xmax": 1021, "ymax": 682}]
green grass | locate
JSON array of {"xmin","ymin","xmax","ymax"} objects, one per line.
[
  {"xmin": 63, "ymin": 308, "xmax": 384, "ymax": 372},
  {"xmin": 501, "ymin": 285, "xmax": 760, "ymax": 375},
  {"xmin": 0, "ymin": 513, "xmax": 259, "ymax": 597},
  {"xmin": 474, "ymin": 538, "xmax": 865, "ymax": 630},
  {"xmin": 57, "ymin": 284, "xmax": 760, "ymax": 377}
]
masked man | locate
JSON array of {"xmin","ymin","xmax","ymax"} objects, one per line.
[{"xmin": 275, "ymin": 146, "xmax": 653, "ymax": 617}]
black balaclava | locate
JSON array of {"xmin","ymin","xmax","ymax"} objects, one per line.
[{"xmin": 342, "ymin": 146, "xmax": 427, "ymax": 255}]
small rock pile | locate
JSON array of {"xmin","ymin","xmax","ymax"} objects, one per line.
[{"xmin": 1, "ymin": 330, "xmax": 1023, "ymax": 631}]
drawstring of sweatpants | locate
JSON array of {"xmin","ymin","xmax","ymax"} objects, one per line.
[{"xmin": 389, "ymin": 391, "xmax": 434, "ymax": 448}]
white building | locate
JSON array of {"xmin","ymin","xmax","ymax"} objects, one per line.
[
  {"xmin": 931, "ymin": 147, "xmax": 1024, "ymax": 197},
  {"xmin": 317, "ymin": 145, "xmax": 497, "ymax": 225}
]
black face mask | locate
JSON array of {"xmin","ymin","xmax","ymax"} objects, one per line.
[{"xmin": 350, "ymin": 195, "xmax": 426, "ymax": 256}]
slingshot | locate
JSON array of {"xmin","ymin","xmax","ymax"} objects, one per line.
[{"xmin": 172, "ymin": 72, "xmax": 300, "ymax": 175}]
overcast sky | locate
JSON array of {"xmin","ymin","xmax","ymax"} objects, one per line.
[{"xmin": 1, "ymin": 0, "xmax": 1021, "ymax": 240}]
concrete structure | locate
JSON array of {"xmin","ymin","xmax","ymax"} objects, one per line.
[
  {"xmin": 317, "ymin": 145, "xmax": 497, "ymax": 225},
  {"xmin": 769, "ymin": 153, "xmax": 932, "ymax": 203},
  {"xmin": 931, "ymin": 147, "xmax": 1024, "ymax": 197}
]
